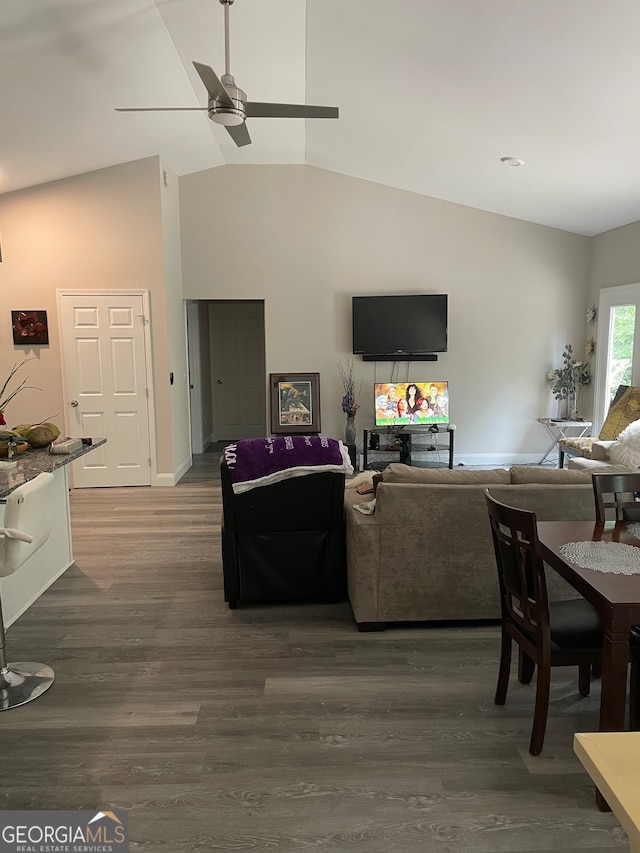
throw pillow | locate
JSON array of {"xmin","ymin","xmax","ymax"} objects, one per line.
[
  {"xmin": 609, "ymin": 419, "xmax": 640, "ymax": 468},
  {"xmin": 599, "ymin": 385, "xmax": 640, "ymax": 441}
]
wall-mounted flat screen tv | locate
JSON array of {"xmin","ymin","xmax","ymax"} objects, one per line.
[
  {"xmin": 352, "ymin": 294, "xmax": 448, "ymax": 357},
  {"xmin": 374, "ymin": 381, "xmax": 449, "ymax": 427}
]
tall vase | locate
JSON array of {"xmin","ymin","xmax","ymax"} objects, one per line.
[
  {"xmin": 345, "ymin": 414, "xmax": 356, "ymax": 446},
  {"xmin": 568, "ymin": 388, "xmax": 578, "ymax": 420}
]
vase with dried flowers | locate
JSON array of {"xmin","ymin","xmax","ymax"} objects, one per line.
[{"xmin": 337, "ymin": 358, "xmax": 361, "ymax": 446}]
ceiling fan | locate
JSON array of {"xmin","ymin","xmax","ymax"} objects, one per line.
[{"xmin": 116, "ymin": 0, "xmax": 339, "ymax": 147}]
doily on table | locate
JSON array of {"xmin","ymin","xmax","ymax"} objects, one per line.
[{"xmin": 559, "ymin": 540, "xmax": 640, "ymax": 575}]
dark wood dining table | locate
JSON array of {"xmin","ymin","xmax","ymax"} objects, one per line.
[{"xmin": 537, "ymin": 519, "xmax": 640, "ymax": 811}]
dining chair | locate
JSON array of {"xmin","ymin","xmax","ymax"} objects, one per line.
[
  {"xmin": 485, "ymin": 490, "xmax": 605, "ymax": 755},
  {"xmin": 591, "ymin": 471, "xmax": 640, "ymax": 731},
  {"xmin": 591, "ymin": 471, "xmax": 640, "ymax": 524}
]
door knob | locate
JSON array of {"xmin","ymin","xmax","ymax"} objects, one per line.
[{"xmin": 70, "ymin": 400, "xmax": 79, "ymax": 407}]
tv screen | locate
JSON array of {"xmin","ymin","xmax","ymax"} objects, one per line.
[
  {"xmin": 374, "ymin": 381, "xmax": 449, "ymax": 427},
  {"xmin": 352, "ymin": 294, "xmax": 448, "ymax": 356}
]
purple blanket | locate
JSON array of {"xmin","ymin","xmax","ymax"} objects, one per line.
[{"xmin": 223, "ymin": 436, "xmax": 353, "ymax": 493}]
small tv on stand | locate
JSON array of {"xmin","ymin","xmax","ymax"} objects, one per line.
[{"xmin": 374, "ymin": 381, "xmax": 449, "ymax": 427}]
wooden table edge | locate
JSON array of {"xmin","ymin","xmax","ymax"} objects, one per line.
[{"xmin": 574, "ymin": 732, "xmax": 640, "ymax": 849}]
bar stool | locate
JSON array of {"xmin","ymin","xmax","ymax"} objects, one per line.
[{"xmin": 0, "ymin": 472, "xmax": 55, "ymax": 710}]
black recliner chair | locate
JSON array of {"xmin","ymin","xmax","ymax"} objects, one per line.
[{"xmin": 220, "ymin": 459, "xmax": 347, "ymax": 609}]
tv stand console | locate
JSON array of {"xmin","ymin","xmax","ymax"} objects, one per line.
[{"xmin": 362, "ymin": 426, "xmax": 455, "ymax": 470}]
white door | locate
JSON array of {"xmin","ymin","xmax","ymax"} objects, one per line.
[
  {"xmin": 210, "ymin": 301, "xmax": 266, "ymax": 441},
  {"xmin": 57, "ymin": 291, "xmax": 152, "ymax": 487}
]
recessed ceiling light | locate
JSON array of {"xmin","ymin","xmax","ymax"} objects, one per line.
[{"xmin": 501, "ymin": 156, "xmax": 525, "ymax": 167}]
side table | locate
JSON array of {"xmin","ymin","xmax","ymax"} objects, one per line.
[{"xmin": 537, "ymin": 418, "xmax": 592, "ymax": 465}]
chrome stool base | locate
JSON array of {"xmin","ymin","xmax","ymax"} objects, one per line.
[{"xmin": 0, "ymin": 663, "xmax": 55, "ymax": 710}]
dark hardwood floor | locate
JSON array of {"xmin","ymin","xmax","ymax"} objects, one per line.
[{"xmin": 0, "ymin": 453, "xmax": 630, "ymax": 851}]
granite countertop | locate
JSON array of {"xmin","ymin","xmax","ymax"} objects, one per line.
[{"xmin": 0, "ymin": 438, "xmax": 107, "ymax": 499}]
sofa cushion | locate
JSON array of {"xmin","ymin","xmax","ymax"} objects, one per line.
[
  {"xmin": 509, "ymin": 466, "xmax": 590, "ymax": 485},
  {"xmin": 383, "ymin": 464, "xmax": 511, "ymax": 485},
  {"xmin": 568, "ymin": 457, "xmax": 634, "ymax": 473},
  {"xmin": 560, "ymin": 436, "xmax": 594, "ymax": 458}
]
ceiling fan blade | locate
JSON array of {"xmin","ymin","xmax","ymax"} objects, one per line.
[
  {"xmin": 115, "ymin": 107, "xmax": 209, "ymax": 112},
  {"xmin": 225, "ymin": 123, "xmax": 252, "ymax": 147},
  {"xmin": 193, "ymin": 61, "xmax": 234, "ymax": 108},
  {"xmin": 244, "ymin": 102, "xmax": 339, "ymax": 119}
]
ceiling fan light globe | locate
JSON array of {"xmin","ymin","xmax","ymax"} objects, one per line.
[{"xmin": 210, "ymin": 109, "xmax": 245, "ymax": 126}]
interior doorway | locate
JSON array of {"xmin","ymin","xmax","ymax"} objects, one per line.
[{"xmin": 187, "ymin": 299, "xmax": 267, "ymax": 448}]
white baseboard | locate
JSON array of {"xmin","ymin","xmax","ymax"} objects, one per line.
[
  {"xmin": 174, "ymin": 454, "xmax": 192, "ymax": 482},
  {"xmin": 153, "ymin": 472, "xmax": 177, "ymax": 486},
  {"xmin": 151, "ymin": 454, "xmax": 193, "ymax": 486}
]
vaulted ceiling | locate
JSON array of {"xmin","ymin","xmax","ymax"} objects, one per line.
[{"xmin": 2, "ymin": 0, "xmax": 640, "ymax": 236}]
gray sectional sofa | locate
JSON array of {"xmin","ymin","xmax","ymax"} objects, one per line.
[{"xmin": 344, "ymin": 464, "xmax": 620, "ymax": 631}]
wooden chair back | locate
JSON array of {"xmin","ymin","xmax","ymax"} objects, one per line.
[
  {"xmin": 485, "ymin": 490, "xmax": 550, "ymax": 645},
  {"xmin": 591, "ymin": 472, "xmax": 640, "ymax": 523}
]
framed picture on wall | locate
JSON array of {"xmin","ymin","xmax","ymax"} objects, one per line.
[
  {"xmin": 270, "ymin": 373, "xmax": 321, "ymax": 434},
  {"xmin": 11, "ymin": 310, "xmax": 49, "ymax": 345}
]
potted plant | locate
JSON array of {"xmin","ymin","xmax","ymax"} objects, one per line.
[
  {"xmin": 0, "ymin": 359, "xmax": 41, "ymax": 457},
  {"xmin": 548, "ymin": 344, "xmax": 591, "ymax": 419}
]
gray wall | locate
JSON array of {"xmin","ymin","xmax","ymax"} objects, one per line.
[
  {"xmin": 0, "ymin": 156, "xmax": 602, "ymax": 468},
  {"xmin": 180, "ymin": 164, "xmax": 591, "ymax": 461},
  {"xmin": 589, "ymin": 220, "xmax": 640, "ymax": 298}
]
